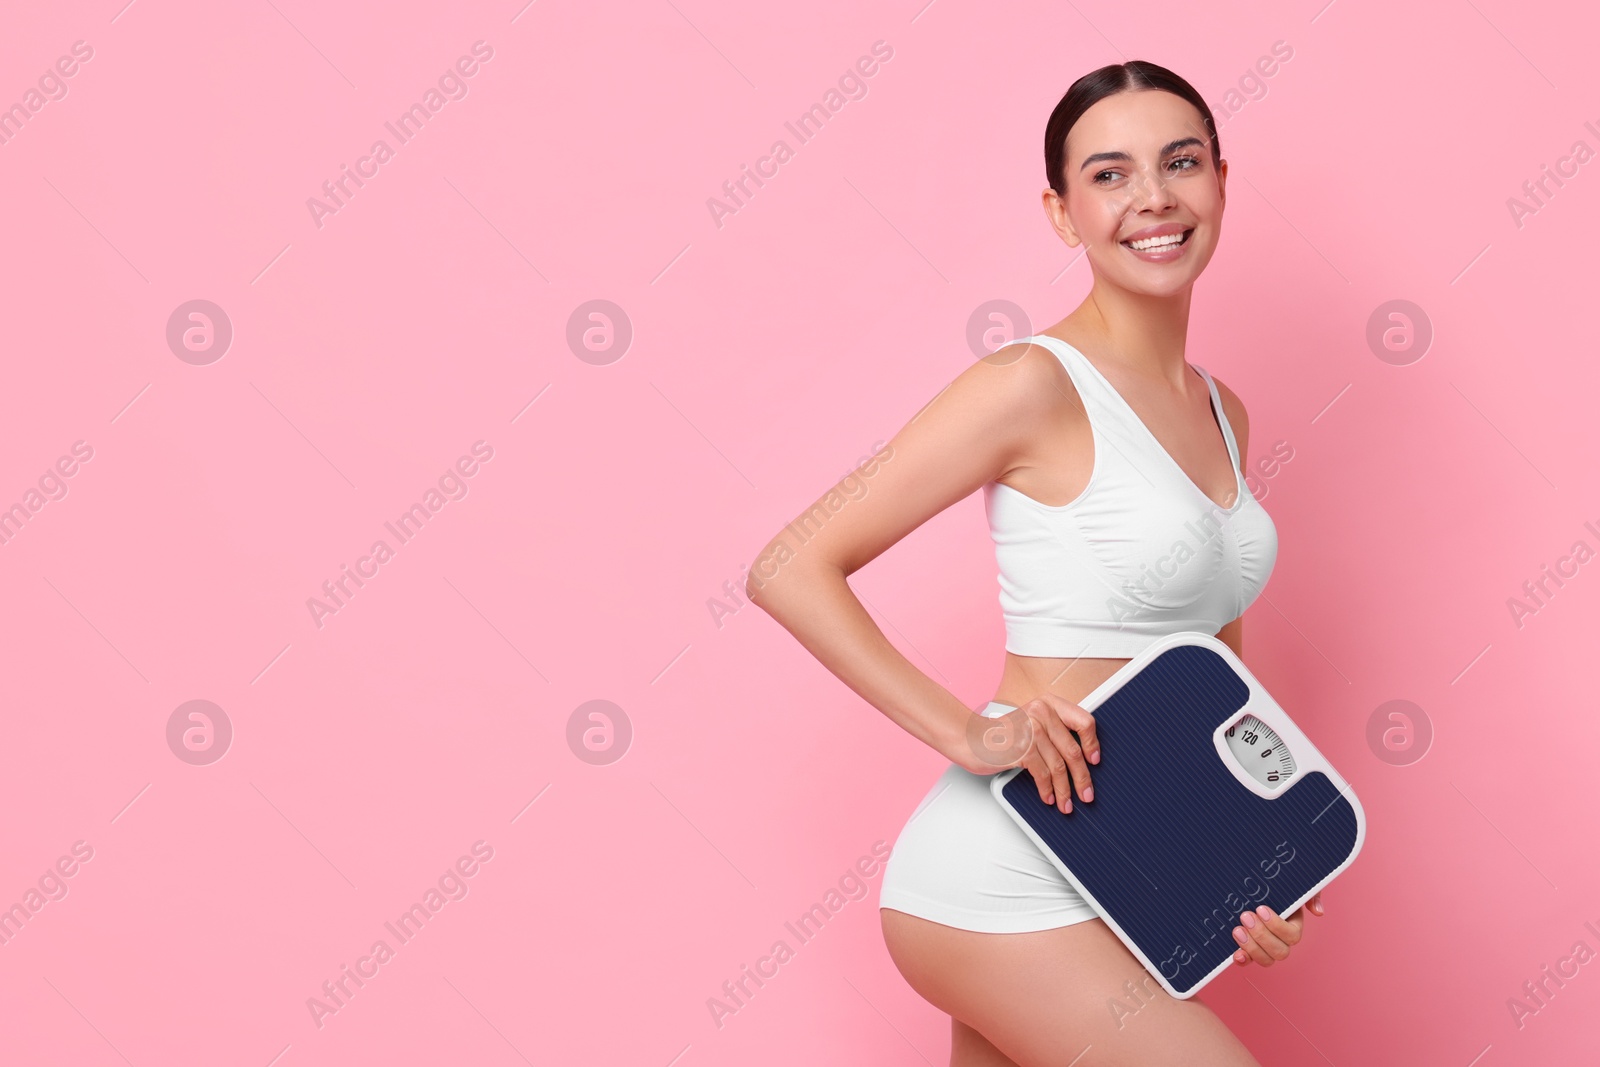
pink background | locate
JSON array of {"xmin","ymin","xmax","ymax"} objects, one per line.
[{"xmin": 2, "ymin": 0, "xmax": 1598, "ymax": 1063}]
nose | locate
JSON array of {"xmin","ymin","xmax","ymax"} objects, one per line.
[{"xmin": 1129, "ymin": 163, "xmax": 1178, "ymax": 212}]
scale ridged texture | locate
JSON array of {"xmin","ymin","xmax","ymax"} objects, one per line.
[{"xmin": 999, "ymin": 644, "xmax": 1358, "ymax": 993}]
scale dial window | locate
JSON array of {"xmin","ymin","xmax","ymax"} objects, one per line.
[{"xmin": 1224, "ymin": 714, "xmax": 1296, "ymax": 791}]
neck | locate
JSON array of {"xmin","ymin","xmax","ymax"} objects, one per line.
[{"xmin": 1073, "ymin": 280, "xmax": 1194, "ymax": 386}]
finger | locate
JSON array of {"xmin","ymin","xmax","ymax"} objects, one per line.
[
  {"xmin": 1024, "ymin": 743, "xmax": 1070, "ymax": 812},
  {"xmin": 1032, "ymin": 757, "xmax": 1059, "ymax": 807},
  {"xmin": 1015, "ymin": 732, "xmax": 1060, "ymax": 808},
  {"xmin": 1038, "ymin": 735, "xmax": 1073, "ymax": 814},
  {"xmin": 1228, "ymin": 927, "xmax": 1267, "ymax": 966},
  {"xmin": 1232, "ymin": 922, "xmax": 1276, "ymax": 966},
  {"xmin": 1238, "ymin": 910, "xmax": 1291, "ymax": 962},
  {"xmin": 1253, "ymin": 904, "xmax": 1303, "ymax": 946},
  {"xmin": 1039, "ymin": 706, "xmax": 1093, "ymax": 804},
  {"xmin": 1019, "ymin": 743, "xmax": 1054, "ymax": 805},
  {"xmin": 1309, "ymin": 891, "xmax": 1324, "ymax": 916},
  {"xmin": 1045, "ymin": 695, "xmax": 1101, "ymax": 765},
  {"xmin": 1021, "ymin": 701, "xmax": 1074, "ymax": 813}
]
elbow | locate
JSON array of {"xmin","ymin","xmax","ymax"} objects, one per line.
[
  {"xmin": 743, "ymin": 540, "xmax": 835, "ymax": 613},
  {"xmin": 744, "ymin": 570, "xmax": 769, "ymax": 611},
  {"xmin": 743, "ymin": 543, "xmax": 780, "ymax": 613}
]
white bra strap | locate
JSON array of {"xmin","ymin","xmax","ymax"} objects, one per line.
[{"xmin": 1195, "ymin": 366, "xmax": 1241, "ymax": 472}]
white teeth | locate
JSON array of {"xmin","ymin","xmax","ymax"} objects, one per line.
[{"xmin": 1125, "ymin": 231, "xmax": 1188, "ymax": 250}]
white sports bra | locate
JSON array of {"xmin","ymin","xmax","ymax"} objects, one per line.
[{"xmin": 984, "ymin": 334, "xmax": 1278, "ymax": 658}]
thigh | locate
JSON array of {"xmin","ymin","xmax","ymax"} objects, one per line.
[{"xmin": 882, "ymin": 908, "xmax": 1261, "ymax": 1067}]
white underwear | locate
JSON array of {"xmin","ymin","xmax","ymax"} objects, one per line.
[{"xmin": 878, "ymin": 702, "xmax": 1102, "ymax": 933}]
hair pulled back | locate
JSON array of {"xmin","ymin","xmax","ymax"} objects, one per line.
[{"xmin": 1044, "ymin": 61, "xmax": 1221, "ymax": 196}]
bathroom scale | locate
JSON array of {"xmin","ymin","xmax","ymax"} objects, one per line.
[{"xmin": 989, "ymin": 631, "xmax": 1365, "ymax": 999}]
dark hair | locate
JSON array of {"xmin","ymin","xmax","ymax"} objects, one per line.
[{"xmin": 1044, "ymin": 61, "xmax": 1221, "ymax": 196}]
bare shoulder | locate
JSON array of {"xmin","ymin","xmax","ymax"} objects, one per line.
[
  {"xmin": 919, "ymin": 338, "xmax": 1087, "ymax": 459},
  {"xmin": 969, "ymin": 339, "xmax": 1085, "ymax": 419},
  {"xmin": 1205, "ymin": 370, "xmax": 1252, "ymax": 456},
  {"xmin": 747, "ymin": 339, "xmax": 1086, "ymax": 582}
]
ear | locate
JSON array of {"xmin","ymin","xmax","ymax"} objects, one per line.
[
  {"xmin": 1040, "ymin": 186, "xmax": 1084, "ymax": 248},
  {"xmin": 1217, "ymin": 157, "xmax": 1228, "ymax": 207}
]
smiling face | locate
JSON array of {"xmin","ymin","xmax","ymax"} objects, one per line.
[{"xmin": 1044, "ymin": 89, "xmax": 1227, "ymax": 298}]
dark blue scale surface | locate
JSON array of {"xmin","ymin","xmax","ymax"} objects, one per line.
[{"xmin": 997, "ymin": 643, "xmax": 1358, "ymax": 995}]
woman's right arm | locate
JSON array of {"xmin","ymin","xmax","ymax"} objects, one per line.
[{"xmin": 744, "ymin": 343, "xmax": 1073, "ymax": 773}]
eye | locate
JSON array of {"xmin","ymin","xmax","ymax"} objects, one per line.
[
  {"xmin": 1168, "ymin": 154, "xmax": 1202, "ymax": 172},
  {"xmin": 1092, "ymin": 169, "xmax": 1122, "ymax": 185}
]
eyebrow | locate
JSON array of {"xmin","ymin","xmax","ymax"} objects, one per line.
[{"xmin": 1078, "ymin": 137, "xmax": 1207, "ymax": 172}]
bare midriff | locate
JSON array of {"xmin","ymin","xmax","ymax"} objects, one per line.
[
  {"xmin": 993, "ymin": 653, "xmax": 1128, "ymax": 712},
  {"xmin": 991, "ymin": 636, "xmax": 1215, "ymax": 711}
]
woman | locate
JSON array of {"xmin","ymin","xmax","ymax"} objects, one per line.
[{"xmin": 746, "ymin": 61, "xmax": 1324, "ymax": 1066}]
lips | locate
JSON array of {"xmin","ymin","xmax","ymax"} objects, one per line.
[{"xmin": 1121, "ymin": 227, "xmax": 1193, "ymax": 251}]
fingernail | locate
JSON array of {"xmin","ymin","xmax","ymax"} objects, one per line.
[
  {"xmin": 1258, "ymin": 906, "xmax": 1275, "ymax": 921},
  {"xmin": 1082, "ymin": 786, "xmax": 1093, "ymax": 802},
  {"xmin": 1235, "ymin": 951, "xmax": 1246, "ymax": 964},
  {"xmin": 1090, "ymin": 751, "xmax": 1100, "ymax": 764},
  {"xmin": 1233, "ymin": 928, "xmax": 1247, "ymax": 944},
  {"xmin": 1241, "ymin": 912, "xmax": 1257, "ymax": 929}
]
